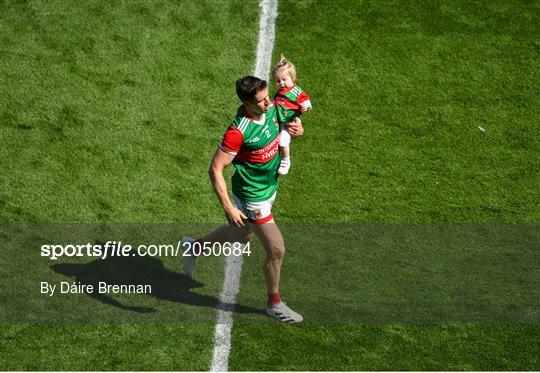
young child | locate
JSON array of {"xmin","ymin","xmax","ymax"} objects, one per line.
[{"xmin": 272, "ymin": 55, "xmax": 312, "ymax": 175}]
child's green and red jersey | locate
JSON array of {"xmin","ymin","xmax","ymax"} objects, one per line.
[
  {"xmin": 219, "ymin": 103, "xmax": 281, "ymax": 202},
  {"xmin": 274, "ymin": 84, "xmax": 312, "ymax": 125}
]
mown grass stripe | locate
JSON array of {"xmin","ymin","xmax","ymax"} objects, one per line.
[{"xmin": 210, "ymin": 0, "xmax": 278, "ymax": 371}]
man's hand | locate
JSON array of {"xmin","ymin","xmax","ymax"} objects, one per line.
[
  {"xmin": 286, "ymin": 117, "xmax": 304, "ymax": 138},
  {"xmin": 225, "ymin": 205, "xmax": 248, "ymax": 227}
]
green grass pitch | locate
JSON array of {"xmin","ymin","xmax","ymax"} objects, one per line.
[{"xmin": 1, "ymin": 0, "xmax": 538, "ymax": 370}]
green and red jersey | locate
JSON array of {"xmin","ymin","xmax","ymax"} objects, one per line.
[
  {"xmin": 274, "ymin": 84, "xmax": 311, "ymax": 125},
  {"xmin": 219, "ymin": 103, "xmax": 281, "ymax": 202}
]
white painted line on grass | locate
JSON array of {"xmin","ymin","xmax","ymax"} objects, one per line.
[
  {"xmin": 210, "ymin": 0, "xmax": 278, "ymax": 371},
  {"xmin": 254, "ymin": 0, "xmax": 279, "ymax": 81},
  {"xmin": 210, "ymin": 254, "xmax": 244, "ymax": 372}
]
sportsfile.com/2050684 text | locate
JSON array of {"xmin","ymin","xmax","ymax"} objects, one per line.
[{"xmin": 40, "ymin": 240, "xmax": 251, "ymax": 260}]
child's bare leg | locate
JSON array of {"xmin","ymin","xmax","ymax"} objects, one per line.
[
  {"xmin": 278, "ymin": 130, "xmax": 291, "ymax": 175},
  {"xmin": 281, "ymin": 145, "xmax": 290, "ymax": 158},
  {"xmin": 278, "ymin": 146, "xmax": 291, "ymax": 175}
]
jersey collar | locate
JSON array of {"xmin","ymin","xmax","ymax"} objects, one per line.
[
  {"xmin": 277, "ymin": 83, "xmax": 297, "ymax": 96},
  {"xmin": 242, "ymin": 105, "xmax": 271, "ymax": 124}
]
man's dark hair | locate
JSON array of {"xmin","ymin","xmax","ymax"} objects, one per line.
[{"xmin": 235, "ymin": 76, "xmax": 267, "ymax": 102}]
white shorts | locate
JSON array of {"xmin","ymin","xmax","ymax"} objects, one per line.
[{"xmin": 232, "ymin": 192, "xmax": 277, "ymax": 225}]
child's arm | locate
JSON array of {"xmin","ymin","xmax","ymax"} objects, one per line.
[{"xmin": 297, "ymin": 91, "xmax": 312, "ymax": 112}]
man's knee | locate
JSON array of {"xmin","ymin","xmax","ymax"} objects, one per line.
[
  {"xmin": 241, "ymin": 230, "xmax": 255, "ymax": 243},
  {"xmin": 267, "ymin": 243, "xmax": 285, "ymax": 261}
]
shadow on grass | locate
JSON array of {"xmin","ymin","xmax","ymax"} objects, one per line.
[{"xmin": 51, "ymin": 254, "xmax": 264, "ymax": 316}]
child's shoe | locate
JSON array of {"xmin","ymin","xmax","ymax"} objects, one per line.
[{"xmin": 278, "ymin": 157, "xmax": 291, "ymax": 175}]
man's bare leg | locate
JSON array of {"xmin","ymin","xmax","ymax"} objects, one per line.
[
  {"xmin": 254, "ymin": 219, "xmax": 303, "ymax": 323},
  {"xmin": 253, "ymin": 219, "xmax": 285, "ymax": 296},
  {"xmin": 199, "ymin": 224, "xmax": 254, "ymax": 245},
  {"xmin": 182, "ymin": 224, "xmax": 253, "ymax": 278}
]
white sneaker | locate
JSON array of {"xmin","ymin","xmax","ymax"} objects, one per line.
[
  {"xmin": 266, "ymin": 301, "xmax": 303, "ymax": 323},
  {"xmin": 181, "ymin": 236, "xmax": 197, "ymax": 278},
  {"xmin": 278, "ymin": 157, "xmax": 291, "ymax": 175}
]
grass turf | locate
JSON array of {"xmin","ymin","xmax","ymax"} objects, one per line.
[
  {"xmin": 232, "ymin": 0, "xmax": 539, "ymax": 369},
  {"xmin": 228, "ymin": 324, "xmax": 538, "ymax": 371},
  {"xmin": 1, "ymin": 0, "xmax": 258, "ymax": 370},
  {"xmin": 273, "ymin": 0, "xmax": 539, "ymax": 223},
  {"xmin": 0, "ymin": 0, "xmax": 256, "ymax": 224},
  {"xmin": 0, "ymin": 324, "xmax": 214, "ymax": 371},
  {"xmin": 1, "ymin": 0, "xmax": 538, "ymax": 370}
]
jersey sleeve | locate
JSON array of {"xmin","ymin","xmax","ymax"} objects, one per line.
[
  {"xmin": 219, "ymin": 126, "xmax": 244, "ymax": 155},
  {"xmin": 297, "ymin": 91, "xmax": 312, "ymax": 111}
]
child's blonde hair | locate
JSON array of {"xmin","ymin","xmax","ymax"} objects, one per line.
[{"xmin": 272, "ymin": 54, "xmax": 297, "ymax": 81}]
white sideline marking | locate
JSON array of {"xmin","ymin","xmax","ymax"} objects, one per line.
[
  {"xmin": 210, "ymin": 254, "xmax": 244, "ymax": 372},
  {"xmin": 210, "ymin": 0, "xmax": 278, "ymax": 371},
  {"xmin": 254, "ymin": 0, "xmax": 279, "ymax": 80}
]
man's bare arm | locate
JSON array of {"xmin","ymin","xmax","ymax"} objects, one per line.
[{"xmin": 208, "ymin": 148, "xmax": 248, "ymax": 227}]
